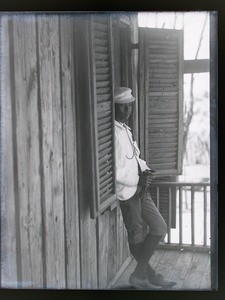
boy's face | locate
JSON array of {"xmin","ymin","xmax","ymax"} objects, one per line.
[{"xmin": 115, "ymin": 102, "xmax": 134, "ymax": 123}]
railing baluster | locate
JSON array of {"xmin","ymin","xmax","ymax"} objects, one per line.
[
  {"xmin": 151, "ymin": 181, "xmax": 210, "ymax": 251},
  {"xmin": 203, "ymin": 186, "xmax": 207, "ymax": 247},
  {"xmin": 191, "ymin": 186, "xmax": 195, "ymax": 246},
  {"xmin": 156, "ymin": 187, "xmax": 159, "ymax": 209},
  {"xmin": 168, "ymin": 187, "xmax": 172, "ymax": 244},
  {"xmin": 179, "ymin": 186, "xmax": 183, "ymax": 245}
]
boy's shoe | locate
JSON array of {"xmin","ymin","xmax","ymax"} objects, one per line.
[
  {"xmin": 129, "ymin": 273, "xmax": 161, "ymax": 290},
  {"xmin": 148, "ymin": 273, "xmax": 177, "ymax": 287}
]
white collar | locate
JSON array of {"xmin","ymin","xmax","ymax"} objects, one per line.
[{"xmin": 115, "ymin": 120, "xmax": 131, "ymax": 131}]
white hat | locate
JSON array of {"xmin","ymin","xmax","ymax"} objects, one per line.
[{"xmin": 114, "ymin": 87, "xmax": 135, "ymax": 104}]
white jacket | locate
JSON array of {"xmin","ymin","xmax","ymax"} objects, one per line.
[{"xmin": 115, "ymin": 121, "xmax": 149, "ymax": 200}]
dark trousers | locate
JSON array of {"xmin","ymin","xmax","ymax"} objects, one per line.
[{"xmin": 119, "ymin": 190, "xmax": 167, "ymax": 244}]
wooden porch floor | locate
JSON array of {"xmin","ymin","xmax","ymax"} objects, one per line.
[{"xmin": 111, "ymin": 249, "xmax": 211, "ymax": 290}]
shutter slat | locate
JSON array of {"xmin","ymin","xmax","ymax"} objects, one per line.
[
  {"xmin": 148, "ymin": 59, "xmax": 178, "ymax": 64},
  {"xmin": 99, "ymin": 176, "xmax": 113, "ymax": 189},
  {"xmin": 94, "ymin": 22, "xmax": 108, "ymax": 32},
  {"xmin": 96, "ymin": 67, "xmax": 110, "ymax": 74},
  {"xmin": 149, "ymin": 151, "xmax": 177, "ymax": 158},
  {"xmin": 98, "ymin": 122, "xmax": 111, "ymax": 133},
  {"xmin": 98, "ymin": 134, "xmax": 112, "ymax": 146},
  {"xmin": 148, "ymin": 108, "xmax": 177, "ymax": 113},
  {"xmin": 96, "ymin": 74, "xmax": 110, "ymax": 81},
  {"xmin": 148, "ymin": 45, "xmax": 177, "ymax": 51},
  {"xmin": 98, "ymin": 140, "xmax": 112, "ymax": 152},
  {"xmin": 95, "ymin": 53, "xmax": 108, "ymax": 61},
  {"xmin": 149, "ymin": 49, "xmax": 178, "ymax": 54},
  {"xmin": 99, "ymin": 158, "xmax": 113, "ymax": 172},
  {"xmin": 97, "ymin": 102, "xmax": 111, "ymax": 113},
  {"xmin": 148, "ymin": 123, "xmax": 177, "ymax": 129},
  {"xmin": 95, "ymin": 60, "xmax": 109, "ymax": 68},
  {"xmin": 149, "ymin": 35, "xmax": 177, "ymax": 41},
  {"xmin": 99, "ymin": 153, "xmax": 112, "ymax": 166},
  {"xmin": 149, "ymin": 78, "xmax": 177, "ymax": 84},
  {"xmin": 148, "ymin": 92, "xmax": 178, "ymax": 97},
  {"xmin": 96, "ymin": 87, "xmax": 111, "ymax": 95},
  {"xmin": 100, "ymin": 182, "xmax": 113, "ymax": 196},
  {"xmin": 100, "ymin": 188, "xmax": 113, "ymax": 202},
  {"xmin": 94, "ymin": 30, "xmax": 107, "ymax": 39},
  {"xmin": 97, "ymin": 93, "xmax": 110, "ymax": 102},
  {"xmin": 150, "ymin": 139, "xmax": 177, "ymax": 145},
  {"xmin": 148, "ymin": 103, "xmax": 177, "ymax": 111},
  {"xmin": 149, "ymin": 77, "xmax": 176, "ymax": 84},
  {"xmin": 98, "ymin": 128, "xmax": 111, "ymax": 139},
  {"xmin": 148, "ymin": 112, "xmax": 177, "ymax": 118},
  {"xmin": 97, "ymin": 115, "xmax": 111, "ymax": 126},
  {"xmin": 95, "ymin": 38, "xmax": 108, "ymax": 46},
  {"xmin": 150, "ymin": 163, "xmax": 177, "ymax": 169},
  {"xmin": 99, "ymin": 171, "xmax": 113, "ymax": 184},
  {"xmin": 149, "ymin": 132, "xmax": 177, "ymax": 139},
  {"xmin": 150, "ymin": 160, "xmax": 177, "ymax": 165},
  {"xmin": 149, "ymin": 73, "xmax": 177, "ymax": 79},
  {"xmin": 96, "ymin": 80, "xmax": 110, "ymax": 88},
  {"xmin": 150, "ymin": 142, "xmax": 177, "ymax": 149},
  {"xmin": 99, "ymin": 147, "xmax": 112, "ymax": 160},
  {"xmin": 99, "ymin": 165, "xmax": 112, "ymax": 178},
  {"xmin": 94, "ymin": 18, "xmax": 108, "ymax": 25},
  {"xmin": 95, "ymin": 45, "xmax": 108, "ymax": 54},
  {"xmin": 147, "ymin": 39, "xmax": 177, "ymax": 46},
  {"xmin": 149, "ymin": 63, "xmax": 177, "ymax": 69},
  {"xmin": 149, "ymin": 87, "xmax": 178, "ymax": 92},
  {"xmin": 97, "ymin": 110, "xmax": 111, "ymax": 120},
  {"xmin": 148, "ymin": 127, "xmax": 177, "ymax": 133},
  {"xmin": 149, "ymin": 80, "xmax": 177, "ymax": 85},
  {"xmin": 148, "ymin": 53, "xmax": 178, "ymax": 59},
  {"xmin": 98, "ymin": 109, "xmax": 111, "ymax": 118},
  {"xmin": 148, "ymin": 85, "xmax": 178, "ymax": 90},
  {"xmin": 148, "ymin": 118, "xmax": 177, "ymax": 124}
]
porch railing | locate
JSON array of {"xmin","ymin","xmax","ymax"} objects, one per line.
[{"xmin": 151, "ymin": 182, "xmax": 210, "ymax": 252}]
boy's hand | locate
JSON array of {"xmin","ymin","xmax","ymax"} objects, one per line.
[{"xmin": 138, "ymin": 170, "xmax": 155, "ymax": 189}]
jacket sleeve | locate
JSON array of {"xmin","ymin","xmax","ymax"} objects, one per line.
[{"xmin": 137, "ymin": 157, "xmax": 150, "ymax": 172}]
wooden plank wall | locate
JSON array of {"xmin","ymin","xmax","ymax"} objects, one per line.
[
  {"xmin": 1, "ymin": 14, "xmax": 80, "ymax": 289},
  {"xmin": 59, "ymin": 16, "xmax": 81, "ymax": 289},
  {"xmin": 13, "ymin": 15, "xmax": 43, "ymax": 288},
  {"xmin": 1, "ymin": 15, "xmax": 18, "ymax": 288},
  {"xmin": 1, "ymin": 13, "xmax": 133, "ymax": 289},
  {"xmin": 98, "ymin": 205, "xmax": 130, "ymax": 288}
]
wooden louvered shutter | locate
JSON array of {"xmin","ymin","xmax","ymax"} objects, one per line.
[
  {"xmin": 89, "ymin": 15, "xmax": 116, "ymax": 218},
  {"xmin": 139, "ymin": 28, "xmax": 183, "ymax": 176}
]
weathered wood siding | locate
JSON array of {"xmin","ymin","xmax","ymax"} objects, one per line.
[
  {"xmin": 1, "ymin": 15, "xmax": 18, "ymax": 288},
  {"xmin": 1, "ymin": 13, "xmax": 135, "ymax": 289},
  {"xmin": 1, "ymin": 14, "xmax": 80, "ymax": 289},
  {"xmin": 59, "ymin": 16, "xmax": 81, "ymax": 289}
]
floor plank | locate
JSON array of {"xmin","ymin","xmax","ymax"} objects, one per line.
[
  {"xmin": 169, "ymin": 250, "xmax": 194, "ymax": 289},
  {"xmin": 112, "ymin": 249, "xmax": 211, "ymax": 290},
  {"xmin": 199, "ymin": 254, "xmax": 211, "ymax": 290},
  {"xmin": 182, "ymin": 252, "xmax": 210, "ymax": 290}
]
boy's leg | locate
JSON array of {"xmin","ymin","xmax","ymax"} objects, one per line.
[
  {"xmin": 140, "ymin": 192, "xmax": 177, "ymax": 286},
  {"xmin": 132, "ymin": 233, "xmax": 163, "ymax": 279}
]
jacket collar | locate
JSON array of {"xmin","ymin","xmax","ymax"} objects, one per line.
[{"xmin": 115, "ymin": 120, "xmax": 131, "ymax": 131}]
